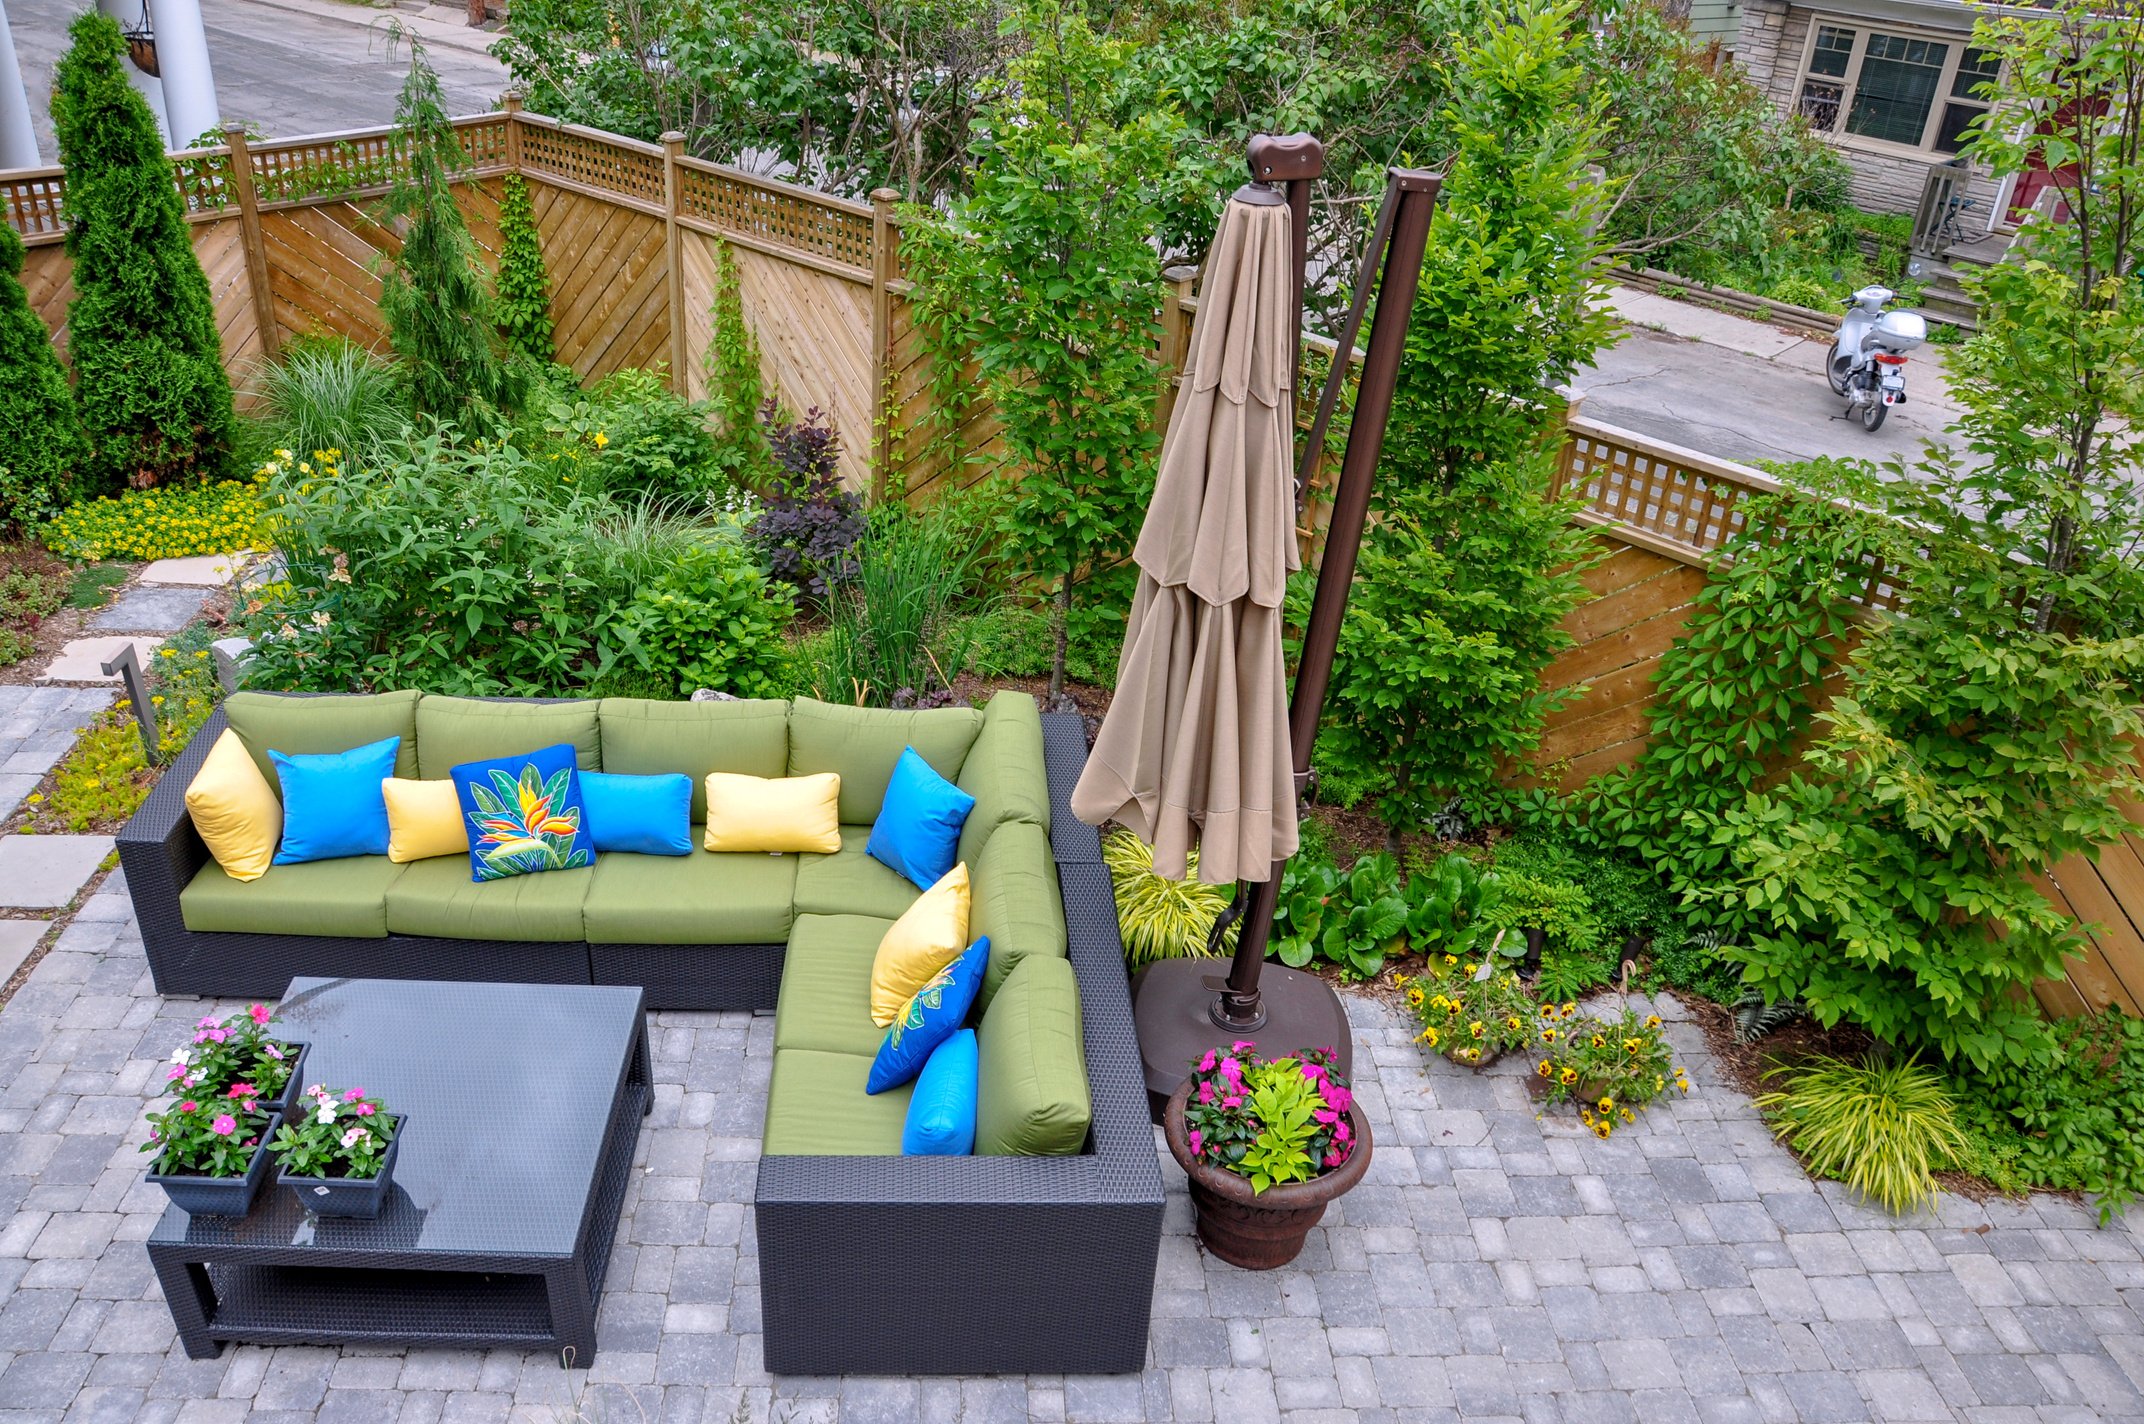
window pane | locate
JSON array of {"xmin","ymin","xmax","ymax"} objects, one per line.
[
  {"xmin": 1952, "ymin": 46, "xmax": 2000, "ymax": 98},
  {"xmin": 1846, "ymin": 33, "xmax": 1948, "ymax": 145},
  {"xmin": 1798, "ymin": 79, "xmax": 1844, "ymax": 131},
  {"xmin": 1809, "ymin": 25, "xmax": 1855, "ymax": 77},
  {"xmin": 1934, "ymin": 101, "xmax": 1984, "ymax": 153}
]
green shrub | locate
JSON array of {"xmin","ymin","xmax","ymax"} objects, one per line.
[
  {"xmin": 495, "ymin": 173, "xmax": 554, "ymax": 366},
  {"xmin": 796, "ymin": 503, "xmax": 979, "ymax": 707},
  {"xmin": 247, "ymin": 336, "xmax": 410, "ymax": 470},
  {"xmin": 1952, "ymin": 1010, "xmax": 2144, "ymax": 1222},
  {"xmin": 1757, "ymin": 1055, "xmax": 1969, "ymax": 1215},
  {"xmin": 960, "ymin": 603, "xmax": 1053, "ymax": 680},
  {"xmin": 0, "ymin": 547, "xmax": 67, "ymax": 668},
  {"xmin": 41, "ymin": 478, "xmax": 268, "ymax": 562},
  {"xmin": 51, "ymin": 12, "xmax": 236, "ymax": 490},
  {"xmin": 523, "ymin": 368, "xmax": 724, "ymax": 506},
  {"xmin": 612, "ymin": 538, "xmax": 794, "ymax": 698},
  {"xmin": 1101, "ymin": 829, "xmax": 1239, "ymax": 967},
  {"xmin": 0, "ymin": 227, "xmax": 86, "ymax": 532},
  {"xmin": 1272, "ymin": 851, "xmax": 1409, "ymax": 980}
]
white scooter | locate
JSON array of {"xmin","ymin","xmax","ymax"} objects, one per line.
[{"xmin": 1825, "ymin": 285, "xmax": 1927, "ymax": 433}]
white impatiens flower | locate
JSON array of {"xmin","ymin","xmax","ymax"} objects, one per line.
[
  {"xmin": 169, "ymin": 1048, "xmax": 192, "ymax": 1065},
  {"xmin": 316, "ymin": 1107, "xmax": 336, "ymax": 1125},
  {"xmin": 340, "ymin": 1126, "xmax": 368, "ymax": 1150}
]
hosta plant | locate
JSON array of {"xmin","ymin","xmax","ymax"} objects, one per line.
[
  {"xmin": 272, "ymin": 1084, "xmax": 401, "ymax": 1180},
  {"xmin": 1535, "ymin": 1008, "xmax": 1686, "ymax": 1138},
  {"xmin": 1405, "ymin": 955, "xmax": 1540, "ymax": 1068},
  {"xmin": 1272, "ymin": 852, "xmax": 1409, "ymax": 980},
  {"xmin": 1757, "ymin": 1054, "xmax": 1968, "ymax": 1215},
  {"xmin": 1180, "ymin": 1044, "xmax": 1357, "ymax": 1193},
  {"xmin": 1102, "ymin": 830, "xmax": 1239, "ymax": 968}
]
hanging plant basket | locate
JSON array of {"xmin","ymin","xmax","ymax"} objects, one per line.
[{"xmin": 125, "ymin": 34, "xmax": 160, "ymax": 76}]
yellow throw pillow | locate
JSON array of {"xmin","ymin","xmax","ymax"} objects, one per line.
[
  {"xmin": 870, "ymin": 862, "xmax": 971, "ymax": 1026},
  {"xmin": 382, "ymin": 778, "xmax": 471, "ymax": 864},
  {"xmin": 184, "ymin": 728, "xmax": 283, "ymax": 883},
  {"xmin": 703, "ymin": 772, "xmax": 841, "ymax": 853}
]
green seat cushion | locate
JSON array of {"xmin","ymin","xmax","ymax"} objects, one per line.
[
  {"xmin": 955, "ymin": 692, "xmax": 1051, "ymax": 868},
  {"xmin": 384, "ymin": 856, "xmax": 594, "ymax": 941},
  {"xmin": 787, "ymin": 698, "xmax": 984, "ymax": 824},
  {"xmin": 792, "ymin": 826, "xmax": 922, "ymax": 921},
  {"xmin": 597, "ymin": 698, "xmax": 790, "ymax": 821},
  {"xmin": 180, "ymin": 855, "xmax": 405, "ymax": 938},
  {"xmin": 222, "ymin": 690, "xmax": 420, "ymax": 790},
  {"xmin": 762, "ymin": 1048, "xmax": 911, "ymax": 1156},
  {"xmin": 415, "ymin": 696, "xmax": 601, "ymax": 780},
  {"xmin": 582, "ymin": 842, "xmax": 796, "ymax": 944},
  {"xmin": 970, "ymin": 819, "xmax": 1067, "ymax": 1011},
  {"xmin": 774, "ymin": 913, "xmax": 898, "ymax": 1056},
  {"xmin": 976, "ymin": 955, "xmax": 1089, "ymax": 1156}
]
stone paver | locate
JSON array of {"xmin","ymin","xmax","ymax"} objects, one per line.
[
  {"xmin": 138, "ymin": 554, "xmax": 249, "ymax": 588},
  {"xmin": 0, "ymin": 835, "xmax": 113, "ymax": 909},
  {"xmin": 38, "ymin": 637, "xmax": 165, "ymax": 684},
  {"xmin": 0, "ymin": 895, "xmax": 2141, "ymax": 1423},
  {"xmin": 88, "ymin": 586, "xmax": 210, "ymax": 634},
  {"xmin": 0, "ymin": 918, "xmax": 46, "ymax": 984},
  {"xmin": 0, "ymin": 687, "xmax": 116, "ymax": 802}
]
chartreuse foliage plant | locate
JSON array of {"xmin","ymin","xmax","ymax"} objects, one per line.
[
  {"xmin": 41, "ymin": 477, "xmax": 269, "ymax": 562},
  {"xmin": 1179, "ymin": 1045, "xmax": 1357, "ymax": 1191},
  {"xmin": 378, "ymin": 33, "xmax": 518, "ymax": 420},
  {"xmin": 902, "ymin": 0, "xmax": 1190, "ymax": 699},
  {"xmin": 51, "ymin": 12, "xmax": 235, "ymax": 491},
  {"xmin": 249, "ymin": 335, "xmax": 410, "ymax": 472},
  {"xmin": 495, "ymin": 173, "xmax": 555, "ymax": 366},
  {"xmin": 1757, "ymin": 1055, "xmax": 1968, "ymax": 1215},
  {"xmin": 0, "ymin": 226, "xmax": 85, "ymax": 532},
  {"xmin": 1102, "ymin": 829, "xmax": 1239, "ymax": 967}
]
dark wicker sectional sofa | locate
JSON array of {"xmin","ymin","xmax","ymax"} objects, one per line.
[{"xmin": 119, "ymin": 697, "xmax": 1164, "ymax": 1375}]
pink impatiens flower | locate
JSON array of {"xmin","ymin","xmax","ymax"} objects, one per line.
[
  {"xmin": 263, "ymin": 1044, "xmax": 285, "ymax": 1061},
  {"xmin": 1312, "ymin": 1108, "xmax": 1338, "ymax": 1126},
  {"xmin": 1325, "ymin": 1086, "xmax": 1353, "ymax": 1114},
  {"xmin": 354, "ymin": 1103, "xmax": 376, "ymax": 1116},
  {"xmin": 340, "ymin": 1125, "xmax": 369, "ymax": 1150},
  {"xmin": 180, "ymin": 1101, "xmax": 198, "ymax": 1112},
  {"xmin": 211, "ymin": 1115, "xmax": 237, "ymax": 1136},
  {"xmin": 1197, "ymin": 1049, "xmax": 1217, "ymax": 1073},
  {"xmin": 1188, "ymin": 1129, "xmax": 1203, "ymax": 1155},
  {"xmin": 1195, "ymin": 1082, "xmax": 1215, "ymax": 1106},
  {"xmin": 343, "ymin": 1088, "xmax": 366, "ymax": 1102},
  {"xmin": 1231, "ymin": 1040, "xmax": 1255, "ymax": 1053},
  {"xmin": 248, "ymin": 1004, "xmax": 272, "ymax": 1026},
  {"xmin": 165, "ymin": 1065, "xmax": 187, "ymax": 1083}
]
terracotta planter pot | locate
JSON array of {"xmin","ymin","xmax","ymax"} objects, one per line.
[{"xmin": 1162, "ymin": 1084, "xmax": 1372, "ymax": 1270}]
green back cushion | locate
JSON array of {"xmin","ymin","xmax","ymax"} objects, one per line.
[
  {"xmin": 223, "ymin": 690, "xmax": 420, "ymax": 790},
  {"xmin": 786, "ymin": 698, "xmax": 984, "ymax": 823},
  {"xmin": 954, "ymin": 692, "xmax": 1051, "ymax": 868},
  {"xmin": 976, "ymin": 955, "xmax": 1090, "ymax": 1156},
  {"xmin": 415, "ymin": 696, "xmax": 601, "ymax": 779},
  {"xmin": 597, "ymin": 698, "xmax": 790, "ymax": 821},
  {"xmin": 969, "ymin": 819, "xmax": 1066, "ymax": 1011}
]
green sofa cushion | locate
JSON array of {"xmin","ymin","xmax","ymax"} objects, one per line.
[
  {"xmin": 180, "ymin": 855, "xmax": 405, "ymax": 938},
  {"xmin": 955, "ymin": 692, "xmax": 1051, "ymax": 868},
  {"xmin": 762, "ymin": 1048, "xmax": 911, "ymax": 1156},
  {"xmin": 774, "ymin": 913, "xmax": 898, "ymax": 1056},
  {"xmin": 791, "ymin": 826, "xmax": 922, "ymax": 921},
  {"xmin": 976, "ymin": 955, "xmax": 1089, "ymax": 1156},
  {"xmin": 415, "ymin": 696, "xmax": 601, "ymax": 780},
  {"xmin": 970, "ymin": 819, "xmax": 1067, "ymax": 1011},
  {"xmin": 222, "ymin": 690, "xmax": 421, "ymax": 790},
  {"xmin": 787, "ymin": 698, "xmax": 984, "ymax": 824},
  {"xmin": 597, "ymin": 698, "xmax": 790, "ymax": 821},
  {"xmin": 582, "ymin": 842, "xmax": 795, "ymax": 944},
  {"xmin": 385, "ymin": 856, "xmax": 594, "ymax": 941}
]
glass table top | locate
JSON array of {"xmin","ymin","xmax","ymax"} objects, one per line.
[{"xmin": 149, "ymin": 977, "xmax": 646, "ymax": 1258}]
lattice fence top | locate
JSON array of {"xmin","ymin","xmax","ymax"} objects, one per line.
[
  {"xmin": 518, "ymin": 121, "xmax": 666, "ymax": 209},
  {"xmin": 675, "ymin": 161, "xmax": 874, "ymax": 274},
  {"xmin": 1, "ymin": 172, "xmax": 64, "ymax": 238}
]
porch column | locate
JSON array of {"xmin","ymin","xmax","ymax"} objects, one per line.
[
  {"xmin": 0, "ymin": 0, "xmax": 38, "ymax": 168},
  {"xmin": 94, "ymin": 0, "xmax": 170, "ymax": 144},
  {"xmin": 146, "ymin": 0, "xmax": 219, "ymax": 146}
]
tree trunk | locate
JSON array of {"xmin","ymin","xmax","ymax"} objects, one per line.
[{"xmin": 1049, "ymin": 578, "xmax": 1071, "ymax": 704}]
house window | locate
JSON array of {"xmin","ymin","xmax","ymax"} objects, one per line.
[{"xmin": 1793, "ymin": 24, "xmax": 1999, "ymax": 154}]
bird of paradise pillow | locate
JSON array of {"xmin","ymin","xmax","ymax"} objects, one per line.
[{"xmin": 448, "ymin": 743, "xmax": 596, "ymax": 883}]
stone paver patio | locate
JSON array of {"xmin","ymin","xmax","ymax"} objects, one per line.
[{"xmin": 1, "ymin": 885, "xmax": 2141, "ymax": 1424}]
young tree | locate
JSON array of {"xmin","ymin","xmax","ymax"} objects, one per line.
[
  {"xmin": 0, "ymin": 226, "xmax": 86, "ymax": 532},
  {"xmin": 902, "ymin": 0, "xmax": 1191, "ymax": 699},
  {"xmin": 494, "ymin": 173, "xmax": 554, "ymax": 367},
  {"xmin": 50, "ymin": 11, "xmax": 234, "ymax": 490},
  {"xmin": 379, "ymin": 33, "xmax": 518, "ymax": 420}
]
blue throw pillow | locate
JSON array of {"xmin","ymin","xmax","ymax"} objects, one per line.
[
  {"xmin": 270, "ymin": 735, "xmax": 400, "ymax": 864},
  {"xmin": 580, "ymin": 771, "xmax": 692, "ymax": 856},
  {"xmin": 903, "ymin": 1029, "xmax": 978, "ymax": 1156},
  {"xmin": 868, "ymin": 745, "xmax": 977, "ymax": 890},
  {"xmin": 868, "ymin": 937, "xmax": 989, "ymax": 1094},
  {"xmin": 450, "ymin": 743, "xmax": 596, "ymax": 883}
]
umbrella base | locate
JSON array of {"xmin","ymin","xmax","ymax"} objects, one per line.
[{"xmin": 1130, "ymin": 958, "xmax": 1354, "ymax": 1122}]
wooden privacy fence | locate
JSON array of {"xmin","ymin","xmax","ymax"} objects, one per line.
[{"xmin": 4, "ymin": 110, "xmax": 2138, "ymax": 1017}]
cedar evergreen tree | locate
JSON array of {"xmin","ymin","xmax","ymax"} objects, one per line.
[
  {"xmin": 0, "ymin": 225, "xmax": 87, "ymax": 531},
  {"xmin": 50, "ymin": 11, "xmax": 234, "ymax": 490},
  {"xmin": 378, "ymin": 31, "xmax": 518, "ymax": 419}
]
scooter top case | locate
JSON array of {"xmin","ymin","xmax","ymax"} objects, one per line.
[{"xmin": 1864, "ymin": 309, "xmax": 1927, "ymax": 355}]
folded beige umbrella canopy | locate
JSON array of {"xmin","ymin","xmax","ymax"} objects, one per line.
[{"xmin": 1071, "ymin": 193, "xmax": 1301, "ymax": 885}]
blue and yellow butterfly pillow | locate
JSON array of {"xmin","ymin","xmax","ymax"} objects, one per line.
[
  {"xmin": 449, "ymin": 742, "xmax": 596, "ymax": 883},
  {"xmin": 867, "ymin": 936, "xmax": 989, "ymax": 1094}
]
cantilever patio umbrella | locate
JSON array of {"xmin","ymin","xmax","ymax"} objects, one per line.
[{"xmin": 1075, "ymin": 134, "xmax": 1443, "ymax": 1105}]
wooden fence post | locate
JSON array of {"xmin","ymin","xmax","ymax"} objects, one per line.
[
  {"xmin": 502, "ymin": 90, "xmax": 524, "ymax": 171},
  {"xmin": 869, "ymin": 188, "xmax": 901, "ymax": 505},
  {"xmin": 1157, "ymin": 264, "xmax": 1198, "ymax": 435},
  {"xmin": 223, "ymin": 125, "xmax": 279, "ymax": 362},
  {"xmin": 661, "ymin": 131, "xmax": 687, "ymax": 394}
]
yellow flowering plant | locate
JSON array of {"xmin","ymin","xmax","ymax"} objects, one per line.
[
  {"xmin": 41, "ymin": 475, "xmax": 269, "ymax": 562},
  {"xmin": 1535, "ymin": 1007, "xmax": 1685, "ymax": 1132},
  {"xmin": 1404, "ymin": 954, "xmax": 1541, "ymax": 1069}
]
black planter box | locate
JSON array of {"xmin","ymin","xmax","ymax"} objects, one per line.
[
  {"xmin": 146, "ymin": 1113, "xmax": 281, "ymax": 1217},
  {"xmin": 276, "ymin": 1116, "xmax": 404, "ymax": 1218},
  {"xmin": 260, "ymin": 1040, "xmax": 309, "ymax": 1118}
]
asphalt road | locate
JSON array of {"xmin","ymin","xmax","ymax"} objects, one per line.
[{"xmin": 10, "ymin": 0, "xmax": 506, "ymax": 159}]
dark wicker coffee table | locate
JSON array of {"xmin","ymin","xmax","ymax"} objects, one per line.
[{"xmin": 148, "ymin": 977, "xmax": 650, "ymax": 1363}]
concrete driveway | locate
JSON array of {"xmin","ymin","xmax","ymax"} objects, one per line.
[{"xmin": 1574, "ymin": 288, "xmax": 1965, "ymax": 474}]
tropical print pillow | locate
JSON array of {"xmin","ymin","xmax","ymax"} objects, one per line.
[
  {"xmin": 867, "ymin": 937, "xmax": 988, "ymax": 1094},
  {"xmin": 448, "ymin": 743, "xmax": 596, "ymax": 883}
]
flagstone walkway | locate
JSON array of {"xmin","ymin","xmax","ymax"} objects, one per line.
[{"xmin": 0, "ymin": 888, "xmax": 2141, "ymax": 1424}]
